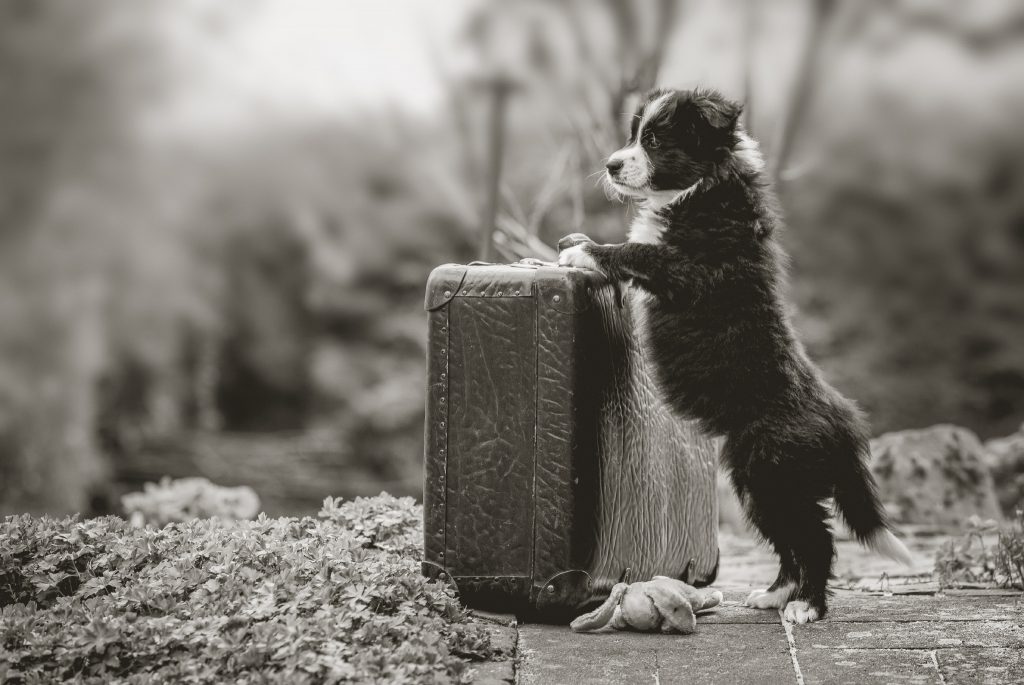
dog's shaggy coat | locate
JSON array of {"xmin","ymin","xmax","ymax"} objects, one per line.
[{"xmin": 558, "ymin": 88, "xmax": 910, "ymax": 623}]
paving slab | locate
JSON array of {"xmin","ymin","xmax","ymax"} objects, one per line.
[
  {"xmin": 470, "ymin": 660, "xmax": 516, "ymax": 684},
  {"xmin": 798, "ymin": 648, "xmax": 941, "ymax": 685},
  {"xmin": 517, "ymin": 625, "xmax": 660, "ymax": 684},
  {"xmin": 823, "ymin": 594, "xmax": 1023, "ymax": 622},
  {"xmin": 479, "ymin": 623, "xmax": 516, "ymax": 655},
  {"xmin": 935, "ymin": 647, "xmax": 1024, "ymax": 685},
  {"xmin": 697, "ymin": 601, "xmax": 785, "ymax": 624},
  {"xmin": 655, "ymin": 624, "xmax": 795, "ymax": 685},
  {"xmin": 793, "ymin": 620, "xmax": 1024, "ymax": 649},
  {"xmin": 517, "ymin": 623, "xmax": 794, "ymax": 685}
]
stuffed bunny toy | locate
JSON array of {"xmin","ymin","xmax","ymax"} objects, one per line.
[{"xmin": 570, "ymin": 576, "xmax": 723, "ymax": 634}]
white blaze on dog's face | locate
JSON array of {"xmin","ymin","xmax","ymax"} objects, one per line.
[
  {"xmin": 604, "ymin": 88, "xmax": 745, "ymax": 201},
  {"xmin": 605, "ymin": 92, "xmax": 674, "ymax": 191}
]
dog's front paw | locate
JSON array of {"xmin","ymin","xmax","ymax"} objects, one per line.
[
  {"xmin": 558, "ymin": 243, "xmax": 600, "ymax": 271},
  {"xmin": 783, "ymin": 600, "xmax": 821, "ymax": 624},
  {"xmin": 557, "ymin": 233, "xmax": 594, "ymax": 251}
]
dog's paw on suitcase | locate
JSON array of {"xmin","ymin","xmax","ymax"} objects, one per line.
[
  {"xmin": 570, "ymin": 577, "xmax": 722, "ymax": 634},
  {"xmin": 557, "ymin": 233, "xmax": 594, "ymax": 251}
]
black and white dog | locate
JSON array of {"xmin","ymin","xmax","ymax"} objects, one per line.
[{"xmin": 558, "ymin": 88, "xmax": 910, "ymax": 623}]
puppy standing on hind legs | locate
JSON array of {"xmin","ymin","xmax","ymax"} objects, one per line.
[{"xmin": 558, "ymin": 87, "xmax": 912, "ymax": 624}]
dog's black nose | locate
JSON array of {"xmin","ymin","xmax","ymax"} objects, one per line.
[{"xmin": 606, "ymin": 159, "xmax": 624, "ymax": 174}]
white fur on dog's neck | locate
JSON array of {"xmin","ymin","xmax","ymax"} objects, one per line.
[
  {"xmin": 734, "ymin": 130, "xmax": 765, "ymax": 173},
  {"xmin": 627, "ymin": 205, "xmax": 667, "ymax": 244},
  {"xmin": 627, "ymin": 180, "xmax": 702, "ymax": 244}
]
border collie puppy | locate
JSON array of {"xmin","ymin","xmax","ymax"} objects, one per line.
[{"xmin": 558, "ymin": 88, "xmax": 911, "ymax": 623}]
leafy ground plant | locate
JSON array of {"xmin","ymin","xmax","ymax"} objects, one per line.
[
  {"xmin": 0, "ymin": 494, "xmax": 498, "ymax": 683},
  {"xmin": 935, "ymin": 510, "xmax": 1024, "ymax": 590}
]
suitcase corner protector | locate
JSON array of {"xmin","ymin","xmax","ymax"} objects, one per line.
[
  {"xmin": 421, "ymin": 559, "xmax": 460, "ymax": 591},
  {"xmin": 425, "ymin": 265, "xmax": 468, "ymax": 311},
  {"xmin": 532, "ymin": 568, "xmax": 594, "ymax": 610}
]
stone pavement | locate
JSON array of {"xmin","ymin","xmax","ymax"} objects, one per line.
[
  {"xmin": 513, "ymin": 588, "xmax": 1023, "ymax": 685},
  {"xmin": 471, "ymin": 531, "xmax": 1024, "ymax": 684}
]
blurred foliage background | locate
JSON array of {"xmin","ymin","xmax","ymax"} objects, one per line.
[{"xmin": 1, "ymin": 0, "xmax": 1023, "ymax": 516}]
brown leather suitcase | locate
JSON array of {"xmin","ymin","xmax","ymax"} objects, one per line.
[{"xmin": 423, "ymin": 261, "xmax": 718, "ymax": 615}]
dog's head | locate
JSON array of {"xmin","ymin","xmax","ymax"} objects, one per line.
[{"xmin": 605, "ymin": 88, "xmax": 748, "ymax": 201}]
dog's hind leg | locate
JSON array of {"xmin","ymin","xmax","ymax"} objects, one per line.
[
  {"xmin": 743, "ymin": 499, "xmax": 799, "ymax": 610},
  {"xmin": 783, "ymin": 501, "xmax": 835, "ymax": 624}
]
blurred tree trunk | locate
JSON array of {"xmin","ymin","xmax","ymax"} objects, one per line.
[
  {"xmin": 769, "ymin": 0, "xmax": 837, "ymax": 185},
  {"xmin": 0, "ymin": 1, "xmax": 184, "ymax": 514},
  {"xmin": 479, "ymin": 79, "xmax": 512, "ymax": 262},
  {"xmin": 0, "ymin": 275, "xmax": 110, "ymax": 515}
]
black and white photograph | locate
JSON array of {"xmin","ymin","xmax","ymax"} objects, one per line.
[{"xmin": 1, "ymin": 0, "xmax": 1023, "ymax": 683}]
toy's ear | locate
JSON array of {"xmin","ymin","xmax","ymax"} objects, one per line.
[{"xmin": 570, "ymin": 583, "xmax": 627, "ymax": 633}]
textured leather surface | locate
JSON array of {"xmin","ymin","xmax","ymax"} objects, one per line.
[
  {"xmin": 445, "ymin": 296, "xmax": 537, "ymax": 576},
  {"xmin": 423, "ymin": 263, "xmax": 719, "ymax": 611}
]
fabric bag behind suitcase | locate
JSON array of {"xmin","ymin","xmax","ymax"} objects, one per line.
[{"xmin": 423, "ymin": 261, "xmax": 718, "ymax": 615}]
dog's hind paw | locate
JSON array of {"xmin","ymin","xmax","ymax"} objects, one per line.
[
  {"xmin": 783, "ymin": 600, "xmax": 821, "ymax": 624},
  {"xmin": 745, "ymin": 585, "xmax": 794, "ymax": 609}
]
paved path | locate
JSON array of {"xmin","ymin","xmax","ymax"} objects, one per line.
[
  {"xmin": 473, "ymin": 531, "xmax": 1024, "ymax": 684},
  {"xmin": 514, "ymin": 588, "xmax": 1023, "ymax": 685}
]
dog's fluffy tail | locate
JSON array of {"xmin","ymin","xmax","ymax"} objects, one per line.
[
  {"xmin": 833, "ymin": 444, "xmax": 913, "ymax": 567},
  {"xmin": 864, "ymin": 528, "xmax": 913, "ymax": 567}
]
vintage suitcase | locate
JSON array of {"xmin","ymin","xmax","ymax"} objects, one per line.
[{"xmin": 422, "ymin": 260, "xmax": 719, "ymax": 615}]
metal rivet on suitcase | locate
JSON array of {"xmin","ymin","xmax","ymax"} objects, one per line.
[
  {"xmin": 443, "ymin": 290, "xmax": 451, "ymax": 298},
  {"xmin": 439, "ymin": 397, "xmax": 446, "ymax": 403},
  {"xmin": 515, "ymin": 290, "xmax": 520, "ymax": 295},
  {"xmin": 545, "ymin": 585, "xmax": 555, "ymax": 593},
  {"xmin": 439, "ymin": 421, "xmax": 445, "ymax": 428},
  {"xmin": 440, "ymin": 349, "xmax": 446, "ymax": 355},
  {"xmin": 462, "ymin": 290, "xmax": 468, "ymax": 295},
  {"xmin": 497, "ymin": 291, "xmax": 502, "ymax": 296},
  {"xmin": 440, "ymin": 373, "xmax": 446, "ymax": 380},
  {"xmin": 552, "ymin": 295, "xmax": 561, "ymax": 303},
  {"xmin": 439, "ymin": 572, "xmax": 447, "ymax": 580},
  {"xmin": 439, "ymin": 448, "xmax": 445, "ymax": 455}
]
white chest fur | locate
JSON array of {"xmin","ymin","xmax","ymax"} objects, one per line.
[{"xmin": 628, "ymin": 207, "xmax": 666, "ymax": 244}]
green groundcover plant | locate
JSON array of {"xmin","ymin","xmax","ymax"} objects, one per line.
[{"xmin": 0, "ymin": 494, "xmax": 498, "ymax": 684}]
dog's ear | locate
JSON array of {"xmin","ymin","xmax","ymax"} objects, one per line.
[{"xmin": 691, "ymin": 90, "xmax": 742, "ymax": 133}]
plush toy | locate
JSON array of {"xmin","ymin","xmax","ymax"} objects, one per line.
[{"xmin": 570, "ymin": 576, "xmax": 723, "ymax": 634}]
